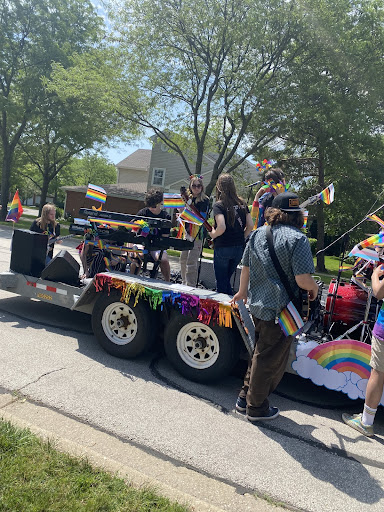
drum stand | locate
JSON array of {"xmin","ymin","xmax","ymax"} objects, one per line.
[{"xmin": 334, "ymin": 286, "xmax": 375, "ymax": 342}]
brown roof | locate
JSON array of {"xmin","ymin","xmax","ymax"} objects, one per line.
[
  {"xmin": 61, "ymin": 183, "xmax": 146, "ymax": 201},
  {"xmin": 115, "ymin": 149, "xmax": 152, "ymax": 170}
]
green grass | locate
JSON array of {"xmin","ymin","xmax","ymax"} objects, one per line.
[{"xmin": 0, "ymin": 420, "xmax": 190, "ymax": 512}]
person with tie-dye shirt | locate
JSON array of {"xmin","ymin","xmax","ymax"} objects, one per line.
[{"xmin": 342, "ymin": 264, "xmax": 384, "ymax": 437}]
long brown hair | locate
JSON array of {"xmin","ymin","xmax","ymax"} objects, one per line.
[
  {"xmin": 36, "ymin": 203, "xmax": 57, "ymax": 232},
  {"xmin": 265, "ymin": 207, "xmax": 304, "ymax": 228},
  {"xmin": 188, "ymin": 176, "xmax": 208, "ymax": 204},
  {"xmin": 215, "ymin": 174, "xmax": 247, "ymax": 226}
]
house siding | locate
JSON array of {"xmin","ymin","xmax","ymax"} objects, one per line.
[
  {"xmin": 117, "ymin": 168, "xmax": 148, "ymax": 185},
  {"xmin": 65, "ymin": 191, "xmax": 144, "ymax": 219}
]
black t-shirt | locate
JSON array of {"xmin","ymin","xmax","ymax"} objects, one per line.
[
  {"xmin": 212, "ymin": 202, "xmax": 247, "ymax": 248},
  {"xmin": 136, "ymin": 208, "xmax": 171, "ymax": 235},
  {"xmin": 30, "ymin": 220, "xmax": 60, "ymax": 258}
]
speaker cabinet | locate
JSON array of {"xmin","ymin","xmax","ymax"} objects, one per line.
[
  {"xmin": 41, "ymin": 249, "xmax": 80, "ymax": 286},
  {"xmin": 10, "ymin": 229, "xmax": 48, "ymax": 277}
]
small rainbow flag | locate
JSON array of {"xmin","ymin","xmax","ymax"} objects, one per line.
[
  {"xmin": 163, "ymin": 193, "xmax": 185, "ymax": 208},
  {"xmin": 366, "ymin": 213, "xmax": 384, "ymax": 230},
  {"xmin": 302, "ymin": 210, "xmax": 309, "ymax": 229},
  {"xmin": 179, "ymin": 207, "xmax": 204, "ymax": 225},
  {"xmin": 88, "ymin": 218, "xmax": 138, "ymax": 230},
  {"xmin": 278, "ymin": 301, "xmax": 304, "ymax": 336},
  {"xmin": 318, "ymin": 183, "xmax": 334, "ymax": 205},
  {"xmin": 86, "ymin": 184, "xmax": 107, "ymax": 204},
  {"xmin": 349, "ymin": 246, "xmax": 379, "ymax": 261},
  {"xmin": 358, "ymin": 232, "xmax": 384, "ymax": 249},
  {"xmin": 6, "ymin": 190, "xmax": 23, "ymax": 222}
]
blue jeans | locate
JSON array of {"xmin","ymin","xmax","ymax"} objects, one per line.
[{"xmin": 213, "ymin": 245, "xmax": 244, "ymax": 295}]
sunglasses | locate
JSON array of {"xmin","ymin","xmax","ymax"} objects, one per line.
[{"xmin": 191, "ymin": 184, "xmax": 202, "ymax": 189}]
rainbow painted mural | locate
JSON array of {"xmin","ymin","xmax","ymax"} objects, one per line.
[{"xmin": 307, "ymin": 339, "xmax": 371, "ymax": 379}]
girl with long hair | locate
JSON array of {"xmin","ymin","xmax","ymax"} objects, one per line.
[
  {"xmin": 210, "ymin": 174, "xmax": 253, "ymax": 295},
  {"xmin": 30, "ymin": 203, "xmax": 61, "ymax": 264},
  {"xmin": 179, "ymin": 175, "xmax": 210, "ymax": 286}
]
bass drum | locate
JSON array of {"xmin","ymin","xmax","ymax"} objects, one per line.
[{"xmin": 324, "ymin": 279, "xmax": 378, "ymax": 327}]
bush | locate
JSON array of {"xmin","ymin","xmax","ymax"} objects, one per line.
[
  {"xmin": 308, "ymin": 238, "xmax": 317, "ymax": 256},
  {"xmin": 55, "ymin": 207, "xmax": 64, "ymax": 220}
]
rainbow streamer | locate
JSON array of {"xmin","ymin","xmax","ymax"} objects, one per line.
[
  {"xmin": 6, "ymin": 190, "xmax": 23, "ymax": 222},
  {"xmin": 307, "ymin": 339, "xmax": 371, "ymax": 379},
  {"xmin": 179, "ymin": 207, "xmax": 204, "ymax": 225},
  {"xmin": 318, "ymin": 183, "xmax": 334, "ymax": 205},
  {"xmin": 366, "ymin": 213, "xmax": 384, "ymax": 231},
  {"xmin": 278, "ymin": 301, "xmax": 304, "ymax": 336},
  {"xmin": 163, "ymin": 193, "xmax": 185, "ymax": 208},
  {"xmin": 86, "ymin": 184, "xmax": 107, "ymax": 204},
  {"xmin": 357, "ymin": 232, "xmax": 384, "ymax": 249}
]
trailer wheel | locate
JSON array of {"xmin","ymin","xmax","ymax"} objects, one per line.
[
  {"xmin": 92, "ymin": 292, "xmax": 155, "ymax": 358},
  {"xmin": 164, "ymin": 313, "xmax": 240, "ymax": 383}
]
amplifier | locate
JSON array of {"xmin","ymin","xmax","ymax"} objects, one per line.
[{"xmin": 10, "ymin": 229, "xmax": 48, "ymax": 277}]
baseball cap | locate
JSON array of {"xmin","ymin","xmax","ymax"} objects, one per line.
[{"xmin": 272, "ymin": 192, "xmax": 302, "ymax": 212}]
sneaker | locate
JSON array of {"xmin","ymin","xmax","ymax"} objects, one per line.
[
  {"xmin": 235, "ymin": 396, "xmax": 247, "ymax": 414},
  {"xmin": 342, "ymin": 413, "xmax": 374, "ymax": 438},
  {"xmin": 247, "ymin": 407, "xmax": 280, "ymax": 422}
]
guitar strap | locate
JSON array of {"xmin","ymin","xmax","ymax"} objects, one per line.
[{"xmin": 265, "ymin": 225, "xmax": 302, "ymax": 313}]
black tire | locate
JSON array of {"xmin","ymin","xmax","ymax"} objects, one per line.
[
  {"xmin": 164, "ymin": 312, "xmax": 240, "ymax": 383},
  {"xmin": 92, "ymin": 291, "xmax": 155, "ymax": 358}
]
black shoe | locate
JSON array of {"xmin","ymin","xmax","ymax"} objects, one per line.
[
  {"xmin": 246, "ymin": 407, "xmax": 280, "ymax": 422},
  {"xmin": 235, "ymin": 396, "xmax": 247, "ymax": 414}
]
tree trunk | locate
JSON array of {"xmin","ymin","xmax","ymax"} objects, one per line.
[
  {"xmin": 316, "ymin": 148, "xmax": 326, "ymax": 272},
  {"xmin": 39, "ymin": 172, "xmax": 51, "ymax": 216},
  {"xmin": 1, "ymin": 147, "xmax": 12, "ymax": 221}
]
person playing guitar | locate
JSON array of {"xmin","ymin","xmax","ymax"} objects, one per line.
[{"xmin": 30, "ymin": 203, "xmax": 62, "ymax": 265}]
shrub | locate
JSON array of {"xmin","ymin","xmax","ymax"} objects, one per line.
[{"xmin": 308, "ymin": 238, "xmax": 317, "ymax": 256}]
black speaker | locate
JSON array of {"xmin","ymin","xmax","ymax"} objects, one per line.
[
  {"xmin": 41, "ymin": 249, "xmax": 80, "ymax": 286},
  {"xmin": 10, "ymin": 229, "xmax": 48, "ymax": 277}
]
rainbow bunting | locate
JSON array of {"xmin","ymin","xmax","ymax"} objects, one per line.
[
  {"xmin": 163, "ymin": 193, "xmax": 185, "ymax": 208},
  {"xmin": 179, "ymin": 207, "xmax": 204, "ymax": 225},
  {"xmin": 357, "ymin": 232, "xmax": 384, "ymax": 249},
  {"xmin": 318, "ymin": 183, "xmax": 334, "ymax": 205},
  {"xmin": 278, "ymin": 301, "xmax": 304, "ymax": 336},
  {"xmin": 6, "ymin": 190, "xmax": 23, "ymax": 222},
  {"xmin": 86, "ymin": 184, "xmax": 107, "ymax": 204},
  {"xmin": 366, "ymin": 213, "xmax": 384, "ymax": 231}
]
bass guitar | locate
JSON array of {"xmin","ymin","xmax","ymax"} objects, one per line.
[{"xmin": 47, "ymin": 234, "xmax": 74, "ymax": 246}]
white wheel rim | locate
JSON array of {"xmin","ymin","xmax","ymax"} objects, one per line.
[
  {"xmin": 176, "ymin": 322, "xmax": 220, "ymax": 369},
  {"xmin": 101, "ymin": 302, "xmax": 138, "ymax": 345}
]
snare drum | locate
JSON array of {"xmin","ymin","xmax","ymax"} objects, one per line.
[{"xmin": 324, "ymin": 279, "xmax": 378, "ymax": 326}]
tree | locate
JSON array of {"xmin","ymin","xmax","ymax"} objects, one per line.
[
  {"xmin": 0, "ymin": 0, "xmax": 102, "ymax": 219},
  {"xmin": 50, "ymin": 0, "xmax": 312, "ymax": 195}
]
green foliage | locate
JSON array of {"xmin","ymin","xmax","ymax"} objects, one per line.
[{"xmin": 308, "ymin": 238, "xmax": 318, "ymax": 256}]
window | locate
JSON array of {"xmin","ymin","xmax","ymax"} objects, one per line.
[{"xmin": 152, "ymin": 168, "xmax": 166, "ymax": 187}]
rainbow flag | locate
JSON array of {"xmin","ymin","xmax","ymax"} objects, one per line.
[
  {"xmin": 179, "ymin": 207, "xmax": 204, "ymax": 225},
  {"xmin": 88, "ymin": 217, "xmax": 138, "ymax": 230},
  {"xmin": 163, "ymin": 193, "xmax": 185, "ymax": 208},
  {"xmin": 357, "ymin": 232, "xmax": 384, "ymax": 249},
  {"xmin": 318, "ymin": 183, "xmax": 334, "ymax": 205},
  {"xmin": 302, "ymin": 210, "xmax": 309, "ymax": 229},
  {"xmin": 6, "ymin": 190, "xmax": 23, "ymax": 222},
  {"xmin": 349, "ymin": 246, "xmax": 379, "ymax": 261},
  {"xmin": 278, "ymin": 301, "xmax": 304, "ymax": 336},
  {"xmin": 366, "ymin": 213, "xmax": 384, "ymax": 230},
  {"xmin": 86, "ymin": 184, "xmax": 107, "ymax": 204}
]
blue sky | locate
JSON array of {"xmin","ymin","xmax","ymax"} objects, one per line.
[{"xmin": 104, "ymin": 138, "xmax": 152, "ymax": 165}]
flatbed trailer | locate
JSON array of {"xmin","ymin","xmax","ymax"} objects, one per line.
[{"xmin": 0, "ymin": 268, "xmax": 258, "ymax": 383}]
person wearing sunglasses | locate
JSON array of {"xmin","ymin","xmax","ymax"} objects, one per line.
[{"xmin": 179, "ymin": 175, "xmax": 209, "ymax": 286}]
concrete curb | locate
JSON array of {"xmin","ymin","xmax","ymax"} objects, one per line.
[{"xmin": 0, "ymin": 393, "xmax": 285, "ymax": 512}]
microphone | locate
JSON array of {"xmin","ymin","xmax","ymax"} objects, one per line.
[{"xmin": 246, "ymin": 180, "xmax": 262, "ymax": 188}]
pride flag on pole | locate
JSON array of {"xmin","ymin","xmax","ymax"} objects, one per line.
[
  {"xmin": 366, "ymin": 213, "xmax": 384, "ymax": 231},
  {"xmin": 85, "ymin": 184, "xmax": 107, "ymax": 204},
  {"xmin": 6, "ymin": 190, "xmax": 23, "ymax": 222},
  {"xmin": 179, "ymin": 207, "xmax": 205, "ymax": 225},
  {"xmin": 357, "ymin": 232, "xmax": 384, "ymax": 249},
  {"xmin": 163, "ymin": 193, "xmax": 185, "ymax": 208},
  {"xmin": 318, "ymin": 183, "xmax": 334, "ymax": 205}
]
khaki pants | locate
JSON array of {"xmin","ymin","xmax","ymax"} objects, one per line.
[
  {"xmin": 180, "ymin": 239, "xmax": 203, "ymax": 287},
  {"xmin": 239, "ymin": 317, "xmax": 293, "ymax": 417}
]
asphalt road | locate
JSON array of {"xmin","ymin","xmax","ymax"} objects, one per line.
[{"xmin": 0, "ymin": 224, "xmax": 384, "ymax": 511}]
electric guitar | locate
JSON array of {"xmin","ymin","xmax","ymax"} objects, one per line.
[{"xmin": 47, "ymin": 234, "xmax": 74, "ymax": 246}]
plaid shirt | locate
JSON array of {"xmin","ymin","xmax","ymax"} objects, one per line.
[{"xmin": 242, "ymin": 224, "xmax": 315, "ymax": 320}]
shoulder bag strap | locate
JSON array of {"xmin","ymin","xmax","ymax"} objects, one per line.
[{"xmin": 265, "ymin": 225, "xmax": 299, "ymax": 308}]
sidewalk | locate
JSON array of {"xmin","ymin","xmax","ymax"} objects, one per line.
[{"xmin": 0, "ymin": 389, "xmax": 282, "ymax": 512}]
